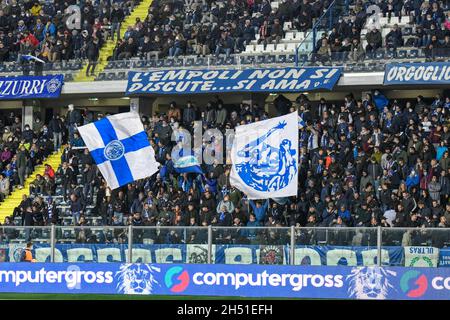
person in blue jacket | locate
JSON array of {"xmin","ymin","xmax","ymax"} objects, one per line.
[
  {"xmin": 249, "ymin": 199, "xmax": 269, "ymax": 223},
  {"xmin": 337, "ymin": 204, "xmax": 351, "ymax": 225}
]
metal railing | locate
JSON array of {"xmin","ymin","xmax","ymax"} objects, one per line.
[
  {"xmin": 0, "ymin": 225, "xmax": 448, "ymax": 265},
  {"xmin": 295, "ymin": 0, "xmax": 342, "ymax": 66}
]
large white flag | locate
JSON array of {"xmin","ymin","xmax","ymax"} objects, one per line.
[
  {"xmin": 230, "ymin": 111, "xmax": 298, "ymax": 199},
  {"xmin": 77, "ymin": 112, "xmax": 160, "ymax": 189}
]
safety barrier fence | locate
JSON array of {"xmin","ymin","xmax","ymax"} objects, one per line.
[{"xmin": 1, "ymin": 226, "xmax": 449, "ymax": 266}]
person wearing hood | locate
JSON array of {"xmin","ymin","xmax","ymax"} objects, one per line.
[{"xmin": 216, "ymin": 194, "xmax": 235, "ymax": 215}]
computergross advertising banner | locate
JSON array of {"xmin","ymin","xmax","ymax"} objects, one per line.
[
  {"xmin": 125, "ymin": 67, "xmax": 342, "ymax": 95},
  {"xmin": 384, "ymin": 62, "xmax": 450, "ymax": 85},
  {"xmin": 0, "ymin": 263, "xmax": 448, "ymax": 300},
  {"xmin": 0, "ymin": 74, "xmax": 64, "ymax": 99}
]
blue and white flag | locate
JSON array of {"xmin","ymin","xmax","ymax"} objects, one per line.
[
  {"xmin": 77, "ymin": 112, "xmax": 160, "ymax": 189},
  {"xmin": 22, "ymin": 54, "xmax": 45, "ymax": 64},
  {"xmin": 230, "ymin": 112, "xmax": 298, "ymax": 199},
  {"xmin": 298, "ymin": 115, "xmax": 306, "ymax": 129},
  {"xmin": 174, "ymin": 155, "xmax": 203, "ymax": 174}
]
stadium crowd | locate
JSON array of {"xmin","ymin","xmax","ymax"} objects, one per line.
[
  {"xmin": 0, "ymin": 0, "xmax": 136, "ymax": 70},
  {"xmin": 313, "ymin": 0, "xmax": 450, "ymax": 63},
  {"xmin": 111, "ymin": 0, "xmax": 450, "ymax": 62},
  {"xmin": 0, "ymin": 90, "xmax": 448, "ymax": 246},
  {"xmin": 0, "ymin": 0, "xmax": 448, "ymax": 71},
  {"xmin": 0, "ymin": 113, "xmax": 54, "ymax": 197}
]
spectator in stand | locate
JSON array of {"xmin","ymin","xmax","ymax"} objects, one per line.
[
  {"xmin": 315, "ymin": 38, "xmax": 331, "ymax": 64},
  {"xmin": 0, "ymin": 173, "xmax": 9, "ymax": 201},
  {"xmin": 85, "ymin": 37, "xmax": 100, "ymax": 77},
  {"xmin": 267, "ymin": 18, "xmax": 283, "ymax": 45},
  {"xmin": 365, "ymin": 26, "xmax": 382, "ymax": 58},
  {"xmin": 16, "ymin": 145, "xmax": 27, "ymax": 189},
  {"xmin": 118, "ymin": 37, "xmax": 137, "ymax": 60},
  {"xmin": 49, "ymin": 114, "xmax": 63, "ymax": 151},
  {"xmin": 215, "ymin": 31, "xmax": 233, "ymax": 58},
  {"xmin": 385, "ymin": 24, "xmax": 404, "ymax": 51}
]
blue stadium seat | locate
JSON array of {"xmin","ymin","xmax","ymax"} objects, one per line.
[
  {"xmin": 385, "ymin": 49, "xmax": 395, "ymax": 59},
  {"xmin": 256, "ymin": 55, "xmax": 265, "ymax": 64},
  {"xmin": 95, "ymin": 73, "xmax": 106, "ymax": 81},
  {"xmin": 266, "ymin": 55, "xmax": 275, "ymax": 63},
  {"xmin": 174, "ymin": 59, "xmax": 183, "ymax": 67},
  {"xmin": 408, "ymin": 49, "xmax": 418, "ymax": 58},
  {"xmin": 43, "ymin": 63, "xmax": 52, "ymax": 71},
  {"xmin": 215, "ymin": 56, "xmax": 225, "ymax": 65},
  {"xmin": 398, "ymin": 50, "xmax": 407, "ymax": 59},
  {"xmin": 277, "ymin": 55, "xmax": 287, "ymax": 63},
  {"xmin": 241, "ymin": 56, "xmax": 255, "ymax": 64},
  {"xmin": 106, "ymin": 72, "xmax": 117, "ymax": 81},
  {"xmin": 374, "ymin": 50, "xmax": 385, "ymax": 60},
  {"xmin": 115, "ymin": 61, "xmax": 126, "ymax": 69},
  {"xmin": 287, "ymin": 55, "xmax": 296, "ymax": 63},
  {"xmin": 0, "ymin": 64, "xmax": 5, "ymax": 72},
  {"xmin": 354, "ymin": 63, "xmax": 365, "ymax": 72},
  {"xmin": 134, "ymin": 60, "xmax": 146, "ymax": 68},
  {"xmin": 156, "ymin": 59, "xmax": 164, "ymax": 67},
  {"xmin": 185, "ymin": 58, "xmax": 194, "ymax": 66},
  {"xmin": 64, "ymin": 73, "xmax": 73, "ymax": 82},
  {"xmin": 146, "ymin": 60, "xmax": 155, "ymax": 68},
  {"xmin": 224, "ymin": 56, "xmax": 235, "ymax": 65},
  {"xmin": 55, "ymin": 187, "xmax": 62, "ymax": 196},
  {"xmin": 117, "ymin": 71, "xmax": 126, "ymax": 80},
  {"xmin": 105, "ymin": 61, "xmax": 116, "ymax": 69},
  {"xmin": 72, "ymin": 60, "xmax": 82, "ymax": 70},
  {"xmin": 164, "ymin": 59, "xmax": 174, "ymax": 67},
  {"xmin": 194, "ymin": 57, "xmax": 205, "ymax": 66},
  {"xmin": 5, "ymin": 64, "xmax": 16, "ymax": 72}
]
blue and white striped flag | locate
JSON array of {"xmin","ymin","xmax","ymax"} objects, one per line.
[
  {"xmin": 77, "ymin": 112, "xmax": 160, "ymax": 189},
  {"xmin": 174, "ymin": 155, "xmax": 203, "ymax": 174},
  {"xmin": 22, "ymin": 54, "xmax": 45, "ymax": 64},
  {"xmin": 298, "ymin": 115, "xmax": 306, "ymax": 129}
]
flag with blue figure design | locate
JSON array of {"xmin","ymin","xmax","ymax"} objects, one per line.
[
  {"xmin": 230, "ymin": 111, "xmax": 298, "ymax": 199},
  {"xmin": 77, "ymin": 112, "xmax": 160, "ymax": 189}
]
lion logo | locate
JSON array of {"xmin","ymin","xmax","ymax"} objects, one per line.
[
  {"xmin": 346, "ymin": 267, "xmax": 397, "ymax": 300},
  {"xmin": 116, "ymin": 264, "xmax": 161, "ymax": 295}
]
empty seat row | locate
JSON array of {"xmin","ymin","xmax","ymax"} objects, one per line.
[{"xmin": 244, "ymin": 42, "xmax": 300, "ymax": 54}]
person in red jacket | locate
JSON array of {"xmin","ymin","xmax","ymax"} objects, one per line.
[
  {"xmin": 21, "ymin": 32, "xmax": 39, "ymax": 48},
  {"xmin": 44, "ymin": 164, "xmax": 55, "ymax": 180}
]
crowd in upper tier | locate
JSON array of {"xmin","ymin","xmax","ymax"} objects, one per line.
[{"xmin": 2, "ymin": 0, "xmax": 448, "ymax": 69}]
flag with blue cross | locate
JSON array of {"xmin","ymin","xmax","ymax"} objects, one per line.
[{"xmin": 77, "ymin": 112, "xmax": 160, "ymax": 189}]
